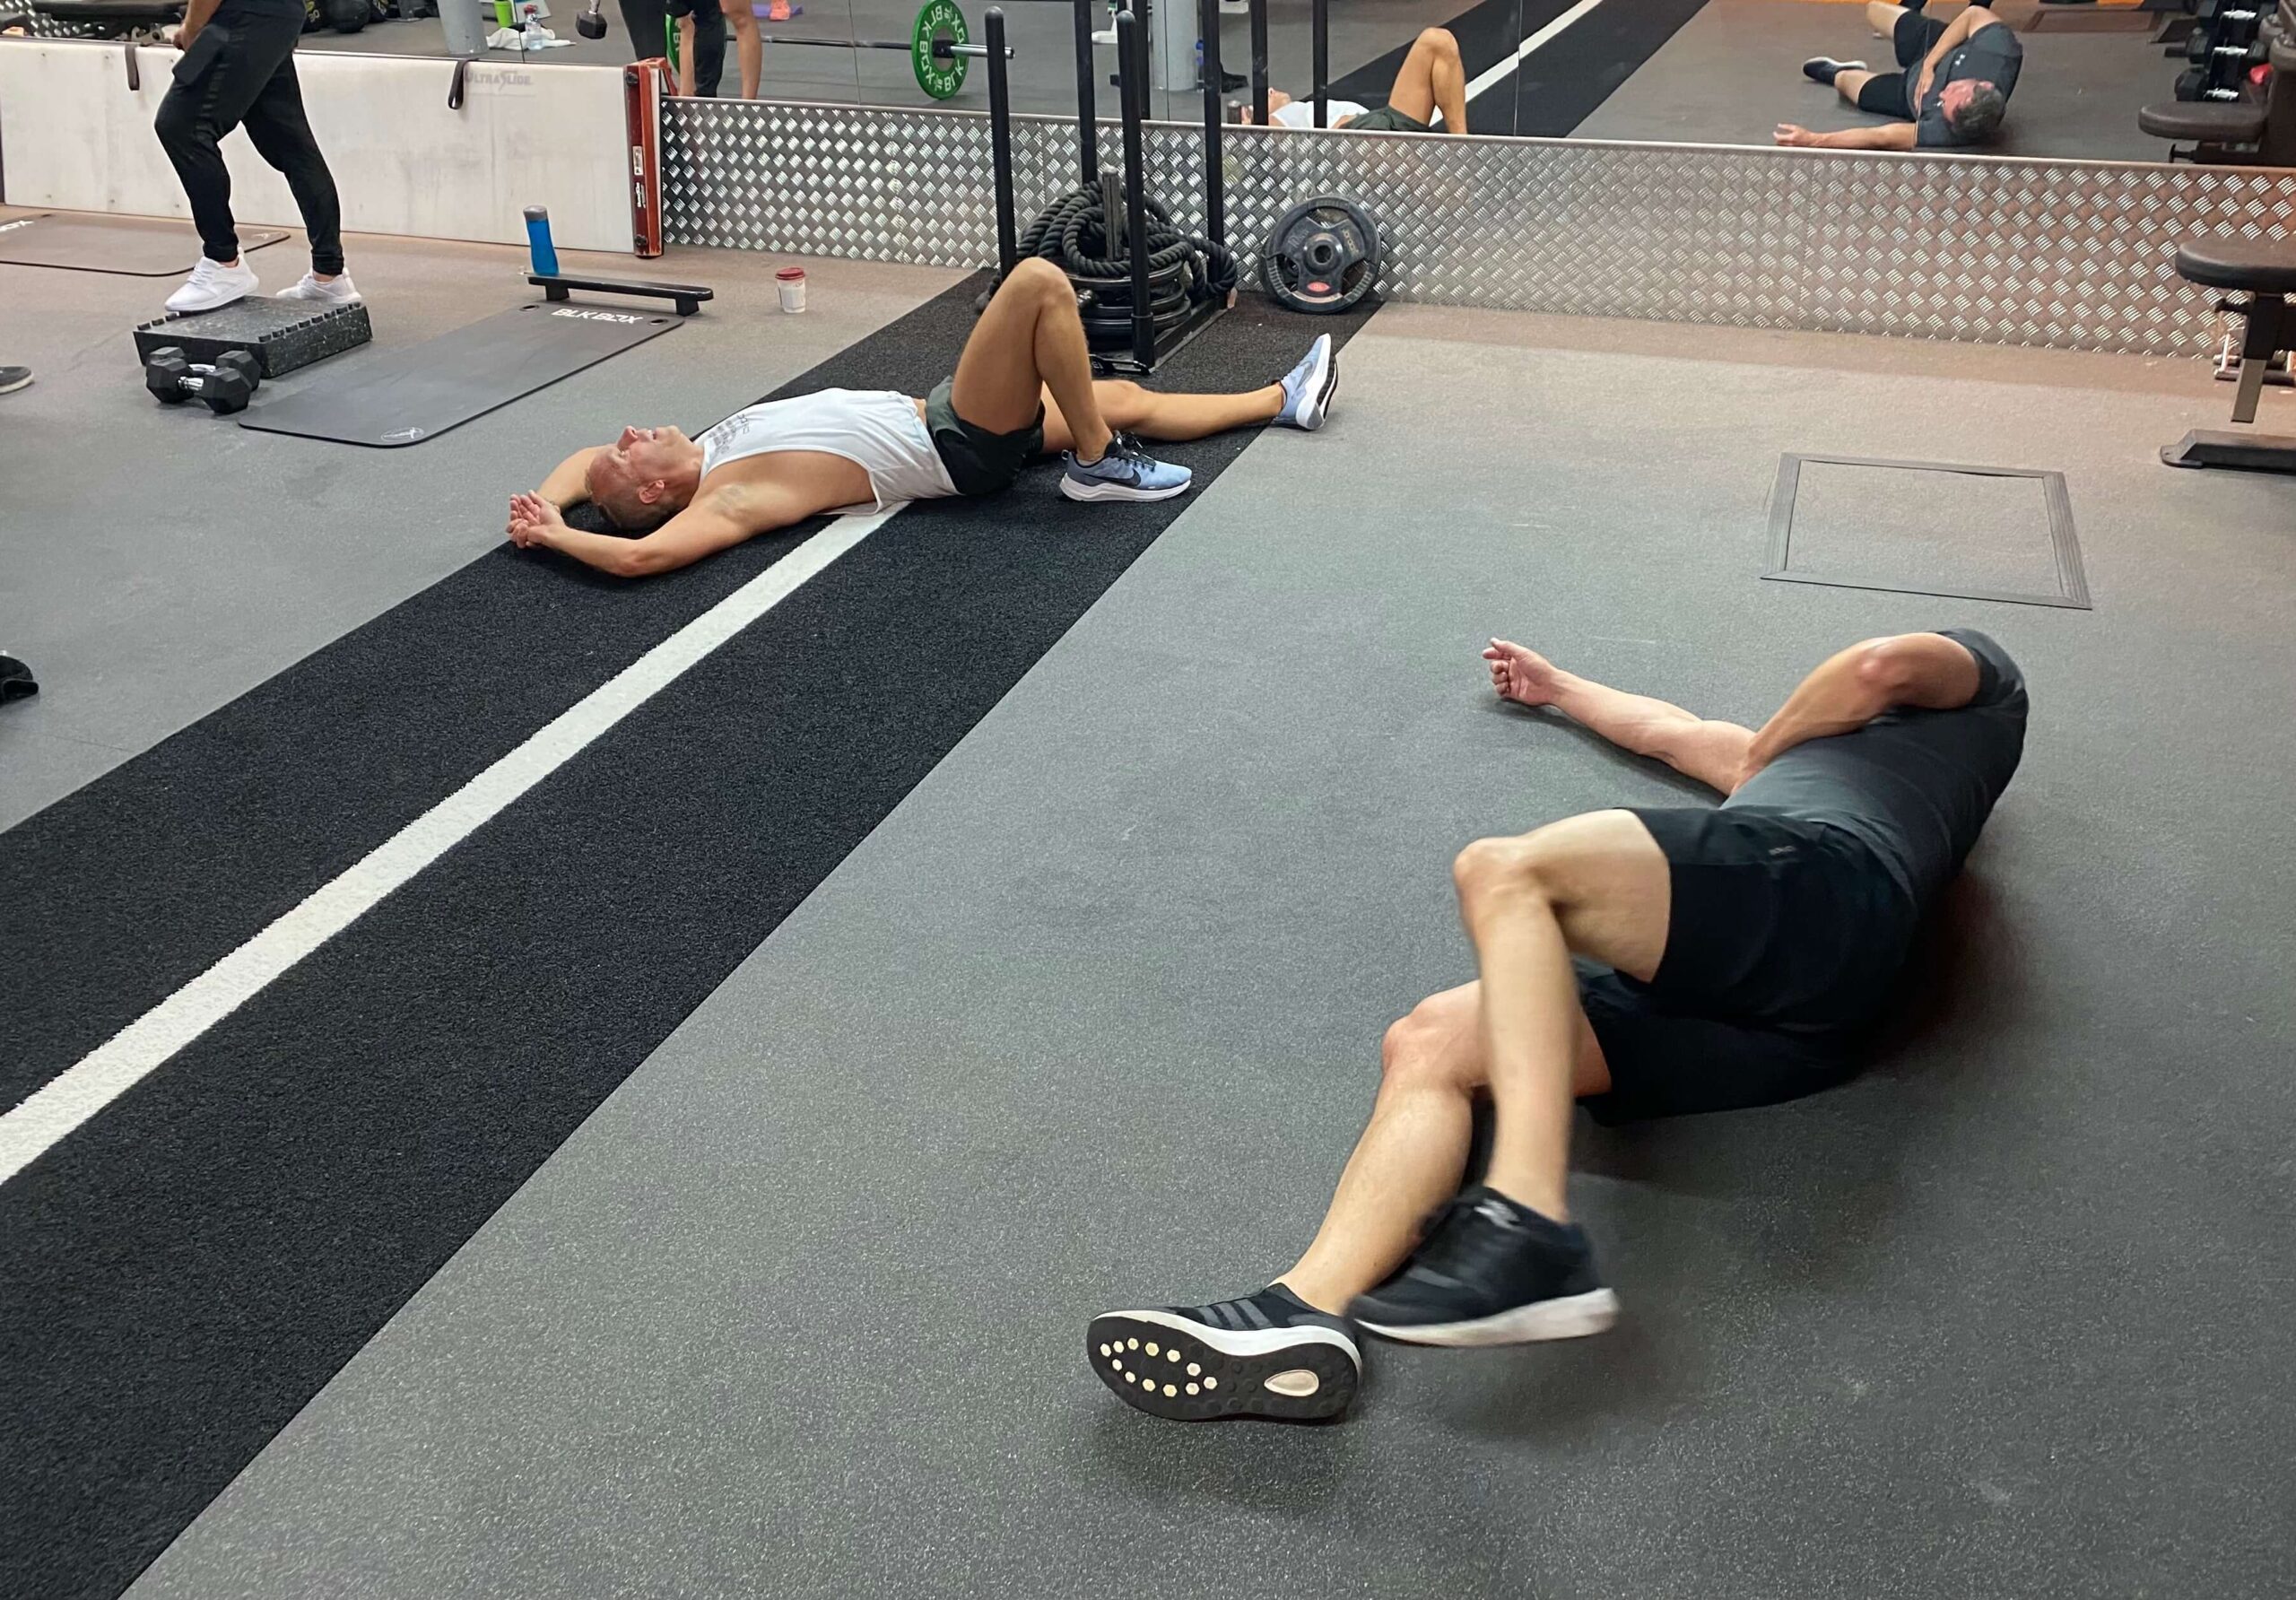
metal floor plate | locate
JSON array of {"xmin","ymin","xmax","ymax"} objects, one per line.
[{"xmin": 1763, "ymin": 452, "xmax": 2092, "ymax": 610}]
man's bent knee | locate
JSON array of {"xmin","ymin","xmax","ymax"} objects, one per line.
[
  {"xmin": 1004, "ymin": 257, "xmax": 1071, "ymax": 300},
  {"xmin": 1451, "ymin": 834, "xmax": 1546, "ymax": 907},
  {"xmin": 1379, "ymin": 1001, "xmax": 1480, "ymax": 1092}
]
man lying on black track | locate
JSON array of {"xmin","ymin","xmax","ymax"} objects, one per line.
[
  {"xmin": 506, "ymin": 259, "xmax": 1341, "ymax": 579},
  {"xmin": 1091, "ymin": 630, "xmax": 2027, "ymax": 1422},
  {"xmin": 1247, "ymin": 27, "xmax": 1469, "ymax": 135},
  {"xmin": 1779, "ymin": 0, "xmax": 2020, "ymax": 151}
]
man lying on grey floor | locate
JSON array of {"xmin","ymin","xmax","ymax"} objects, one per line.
[
  {"xmin": 1247, "ymin": 27, "xmax": 1470, "ymax": 134},
  {"xmin": 1779, "ymin": 0, "xmax": 2021, "ymax": 151},
  {"xmin": 505, "ymin": 260, "xmax": 1339, "ymax": 580},
  {"xmin": 1091, "ymin": 630, "xmax": 2026, "ymax": 1422}
]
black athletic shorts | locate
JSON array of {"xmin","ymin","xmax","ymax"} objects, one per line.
[
  {"xmin": 1343, "ymin": 105, "xmax": 1433, "ymax": 134},
  {"xmin": 1854, "ymin": 10, "xmax": 1945, "ymax": 118},
  {"xmin": 1577, "ymin": 806, "xmax": 1922, "ymax": 1124},
  {"xmin": 925, "ymin": 377, "xmax": 1043, "ymax": 497}
]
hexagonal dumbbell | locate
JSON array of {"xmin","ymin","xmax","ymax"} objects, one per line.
[{"xmin": 144, "ymin": 347, "xmax": 261, "ymax": 415}]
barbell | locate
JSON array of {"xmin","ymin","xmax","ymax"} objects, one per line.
[{"xmin": 602, "ymin": 0, "xmax": 1016, "ymax": 100}]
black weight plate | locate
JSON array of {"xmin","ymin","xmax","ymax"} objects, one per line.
[{"xmin": 1260, "ymin": 196, "xmax": 1380, "ymax": 315}]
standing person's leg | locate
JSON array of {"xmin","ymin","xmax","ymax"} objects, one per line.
[
  {"xmin": 239, "ymin": 50, "xmax": 352, "ymax": 294},
  {"xmin": 153, "ymin": 13, "xmax": 305, "ymax": 309},
  {"xmin": 619, "ymin": 0, "xmax": 664, "ymax": 60},
  {"xmin": 685, "ymin": 0, "xmax": 728, "ymax": 96},
  {"xmin": 716, "ymin": 0, "xmax": 760, "ymax": 98}
]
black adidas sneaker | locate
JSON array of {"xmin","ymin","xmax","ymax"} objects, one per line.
[
  {"xmin": 1088, "ymin": 1284, "xmax": 1361, "ymax": 1422},
  {"xmin": 1348, "ymin": 1186, "xmax": 1620, "ymax": 1347}
]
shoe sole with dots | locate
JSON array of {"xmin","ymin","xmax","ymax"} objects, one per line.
[{"xmin": 1087, "ymin": 1310, "xmax": 1360, "ymax": 1422}]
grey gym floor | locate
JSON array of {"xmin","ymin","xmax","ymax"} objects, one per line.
[
  {"xmin": 0, "ymin": 220, "xmax": 957, "ymax": 831},
  {"xmin": 1578, "ymin": 0, "xmax": 2172, "ymax": 159},
  {"xmin": 7, "ymin": 220, "xmax": 2291, "ymax": 1597}
]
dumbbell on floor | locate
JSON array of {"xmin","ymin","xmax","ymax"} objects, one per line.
[
  {"xmin": 145, "ymin": 347, "xmax": 260, "ymax": 415},
  {"xmin": 576, "ymin": 0, "xmax": 605, "ymax": 36}
]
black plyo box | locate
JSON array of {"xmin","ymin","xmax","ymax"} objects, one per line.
[{"xmin": 133, "ymin": 299, "xmax": 371, "ymax": 378}]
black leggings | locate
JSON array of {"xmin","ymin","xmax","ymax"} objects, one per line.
[
  {"xmin": 154, "ymin": 5, "xmax": 344, "ymax": 274},
  {"xmin": 620, "ymin": 0, "xmax": 727, "ymax": 95}
]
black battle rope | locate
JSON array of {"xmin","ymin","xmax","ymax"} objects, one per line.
[{"xmin": 1017, "ymin": 187, "xmax": 1238, "ymax": 324}]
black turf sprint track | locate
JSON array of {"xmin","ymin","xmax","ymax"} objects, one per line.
[
  {"xmin": 0, "ymin": 281, "xmax": 1379, "ymax": 1600},
  {"xmin": 1328, "ymin": 0, "xmax": 1710, "ymax": 136}
]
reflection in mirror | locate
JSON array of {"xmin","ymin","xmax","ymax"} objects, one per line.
[
  {"xmin": 1565, "ymin": 0, "xmax": 2198, "ymax": 164},
  {"xmin": 287, "ymin": 0, "xmax": 665, "ymax": 68},
  {"xmin": 1217, "ymin": 0, "xmax": 1522, "ymax": 135},
  {"xmin": 745, "ymin": 0, "xmax": 861, "ymax": 102}
]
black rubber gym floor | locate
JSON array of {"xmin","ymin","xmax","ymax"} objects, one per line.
[{"xmin": 0, "ymin": 280, "xmax": 1378, "ymax": 1600}]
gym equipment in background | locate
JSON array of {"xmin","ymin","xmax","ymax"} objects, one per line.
[
  {"xmin": 1005, "ymin": 0, "xmax": 1231, "ymax": 373},
  {"xmin": 239, "ymin": 274, "xmax": 711, "ymax": 448},
  {"xmin": 2161, "ymin": 234, "xmax": 2296, "ymax": 473},
  {"xmin": 1259, "ymin": 196, "xmax": 1381, "ymax": 315},
  {"xmin": 648, "ymin": 0, "xmax": 1012, "ymax": 98}
]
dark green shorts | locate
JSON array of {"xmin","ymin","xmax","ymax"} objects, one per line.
[
  {"xmin": 925, "ymin": 378, "xmax": 1044, "ymax": 498},
  {"xmin": 1343, "ymin": 105, "xmax": 1432, "ymax": 134}
]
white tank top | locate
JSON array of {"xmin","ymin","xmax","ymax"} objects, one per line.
[
  {"xmin": 697, "ymin": 388, "xmax": 958, "ymax": 513},
  {"xmin": 1272, "ymin": 99, "xmax": 1370, "ymax": 127}
]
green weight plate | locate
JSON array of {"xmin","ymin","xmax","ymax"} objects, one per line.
[{"xmin": 912, "ymin": 0, "xmax": 967, "ymax": 99}]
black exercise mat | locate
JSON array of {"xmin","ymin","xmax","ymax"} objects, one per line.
[
  {"xmin": 238, "ymin": 300, "xmax": 685, "ymax": 448},
  {"xmin": 0, "ymin": 213, "xmax": 286, "ymax": 275}
]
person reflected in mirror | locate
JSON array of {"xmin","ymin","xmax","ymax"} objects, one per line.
[
  {"xmin": 1243, "ymin": 26, "xmax": 1468, "ymax": 135},
  {"xmin": 709, "ymin": 0, "xmax": 763, "ymax": 98},
  {"xmin": 1779, "ymin": 0, "xmax": 2021, "ymax": 151},
  {"xmin": 619, "ymin": 0, "xmax": 729, "ymax": 96}
]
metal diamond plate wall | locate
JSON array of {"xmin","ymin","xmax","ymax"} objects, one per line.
[{"xmin": 661, "ymin": 100, "xmax": 2295, "ymax": 357}]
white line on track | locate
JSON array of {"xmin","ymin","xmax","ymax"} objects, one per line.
[
  {"xmin": 0, "ymin": 509, "xmax": 895, "ymax": 1187},
  {"xmin": 1465, "ymin": 0, "xmax": 1617, "ymax": 103}
]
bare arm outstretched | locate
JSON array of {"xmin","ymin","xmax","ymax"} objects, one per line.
[{"xmin": 1484, "ymin": 639, "xmax": 1754, "ymax": 795}]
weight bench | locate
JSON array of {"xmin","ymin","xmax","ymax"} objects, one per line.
[
  {"xmin": 2137, "ymin": 9, "xmax": 2294, "ymax": 161},
  {"xmin": 2163, "ymin": 235, "xmax": 2296, "ymax": 472}
]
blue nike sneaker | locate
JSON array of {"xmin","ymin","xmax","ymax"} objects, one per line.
[
  {"xmin": 1060, "ymin": 432, "xmax": 1193, "ymax": 502},
  {"xmin": 1274, "ymin": 333, "xmax": 1337, "ymax": 430}
]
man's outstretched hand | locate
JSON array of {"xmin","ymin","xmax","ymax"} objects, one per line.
[
  {"xmin": 1483, "ymin": 639, "xmax": 1563, "ymax": 709},
  {"xmin": 507, "ymin": 492, "xmax": 567, "ymax": 551},
  {"xmin": 1774, "ymin": 123, "xmax": 1820, "ymax": 146}
]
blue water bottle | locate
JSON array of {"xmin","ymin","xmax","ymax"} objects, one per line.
[{"xmin": 523, "ymin": 204, "xmax": 561, "ymax": 277}]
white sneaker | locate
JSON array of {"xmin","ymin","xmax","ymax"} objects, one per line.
[
  {"xmin": 164, "ymin": 256, "xmax": 260, "ymax": 315},
  {"xmin": 276, "ymin": 271, "xmax": 363, "ymax": 305}
]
